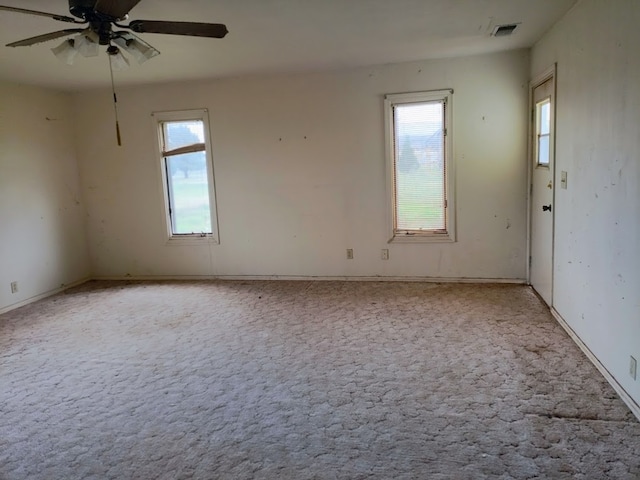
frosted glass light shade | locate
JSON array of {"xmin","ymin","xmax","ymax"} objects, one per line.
[
  {"xmin": 107, "ymin": 46, "xmax": 130, "ymax": 71},
  {"xmin": 51, "ymin": 39, "xmax": 79, "ymax": 65},
  {"xmin": 112, "ymin": 36, "xmax": 160, "ymax": 64},
  {"xmin": 75, "ymin": 31, "xmax": 99, "ymax": 57}
]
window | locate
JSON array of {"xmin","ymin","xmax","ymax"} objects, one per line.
[
  {"xmin": 535, "ymin": 98, "xmax": 551, "ymax": 166},
  {"xmin": 384, "ymin": 90, "xmax": 455, "ymax": 242},
  {"xmin": 153, "ymin": 109, "xmax": 219, "ymax": 243}
]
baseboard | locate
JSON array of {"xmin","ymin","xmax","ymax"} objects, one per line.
[
  {"xmin": 92, "ymin": 274, "xmax": 527, "ymax": 284},
  {"xmin": 217, "ymin": 275, "xmax": 527, "ymax": 283},
  {"xmin": 551, "ymin": 307, "xmax": 640, "ymax": 421},
  {"xmin": 0, "ymin": 277, "xmax": 91, "ymax": 315}
]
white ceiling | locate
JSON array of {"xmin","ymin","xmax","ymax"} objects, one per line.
[{"xmin": 0, "ymin": 0, "xmax": 576, "ymax": 92}]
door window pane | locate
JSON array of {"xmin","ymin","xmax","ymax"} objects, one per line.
[
  {"xmin": 536, "ymin": 98, "xmax": 551, "ymax": 166},
  {"xmin": 539, "ymin": 101, "xmax": 550, "ymax": 135}
]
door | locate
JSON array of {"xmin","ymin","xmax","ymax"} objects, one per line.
[{"xmin": 529, "ymin": 71, "xmax": 555, "ymax": 305}]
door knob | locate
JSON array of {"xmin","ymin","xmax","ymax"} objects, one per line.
[{"xmin": 542, "ymin": 204, "xmax": 552, "ymax": 212}]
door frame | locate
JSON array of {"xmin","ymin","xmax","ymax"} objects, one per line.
[{"xmin": 526, "ymin": 64, "xmax": 557, "ymax": 296}]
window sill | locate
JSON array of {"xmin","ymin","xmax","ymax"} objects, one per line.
[
  {"xmin": 165, "ymin": 235, "xmax": 219, "ymax": 246},
  {"xmin": 389, "ymin": 232, "xmax": 455, "ymax": 244}
]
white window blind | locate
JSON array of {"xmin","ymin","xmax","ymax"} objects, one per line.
[{"xmin": 393, "ymin": 100, "xmax": 446, "ymax": 232}]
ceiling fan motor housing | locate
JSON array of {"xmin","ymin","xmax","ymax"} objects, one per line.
[{"xmin": 69, "ymin": 0, "xmax": 97, "ymax": 20}]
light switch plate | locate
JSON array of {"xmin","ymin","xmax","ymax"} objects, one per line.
[{"xmin": 560, "ymin": 171, "xmax": 568, "ymax": 189}]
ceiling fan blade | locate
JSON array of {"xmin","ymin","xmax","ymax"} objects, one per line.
[
  {"xmin": 94, "ymin": 0, "xmax": 141, "ymax": 20},
  {"xmin": 7, "ymin": 29, "xmax": 85, "ymax": 47},
  {"xmin": 128, "ymin": 20, "xmax": 228, "ymax": 39},
  {"xmin": 0, "ymin": 5, "xmax": 84, "ymax": 24}
]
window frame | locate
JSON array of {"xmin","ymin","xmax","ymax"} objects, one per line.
[
  {"xmin": 152, "ymin": 109, "xmax": 220, "ymax": 245},
  {"xmin": 384, "ymin": 89, "xmax": 455, "ymax": 243}
]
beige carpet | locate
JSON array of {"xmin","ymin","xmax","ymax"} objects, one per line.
[{"xmin": 1, "ymin": 280, "xmax": 639, "ymax": 479}]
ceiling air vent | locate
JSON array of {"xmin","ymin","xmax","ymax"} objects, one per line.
[{"xmin": 492, "ymin": 23, "xmax": 519, "ymax": 37}]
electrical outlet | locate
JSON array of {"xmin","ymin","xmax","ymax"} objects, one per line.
[
  {"xmin": 630, "ymin": 356, "xmax": 637, "ymax": 380},
  {"xmin": 10, "ymin": 281, "xmax": 18, "ymax": 294},
  {"xmin": 346, "ymin": 249, "xmax": 354, "ymax": 260},
  {"xmin": 381, "ymin": 249, "xmax": 389, "ymax": 260}
]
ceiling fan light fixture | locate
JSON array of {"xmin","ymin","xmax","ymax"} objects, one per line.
[
  {"xmin": 107, "ymin": 45, "xmax": 130, "ymax": 71},
  {"xmin": 113, "ymin": 36, "xmax": 159, "ymax": 64},
  {"xmin": 74, "ymin": 30, "xmax": 99, "ymax": 57},
  {"xmin": 51, "ymin": 38, "xmax": 79, "ymax": 65}
]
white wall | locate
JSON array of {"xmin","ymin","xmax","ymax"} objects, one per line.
[
  {"xmin": 74, "ymin": 49, "xmax": 530, "ymax": 280},
  {"xmin": 0, "ymin": 82, "xmax": 90, "ymax": 313},
  {"xmin": 532, "ymin": 0, "xmax": 640, "ymax": 406}
]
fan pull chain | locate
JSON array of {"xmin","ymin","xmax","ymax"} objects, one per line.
[{"xmin": 108, "ymin": 53, "xmax": 122, "ymax": 146}]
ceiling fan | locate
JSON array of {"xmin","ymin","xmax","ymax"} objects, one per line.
[
  {"xmin": 0, "ymin": 0, "xmax": 229, "ymax": 145},
  {"xmin": 0, "ymin": 0, "xmax": 228, "ymax": 65}
]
